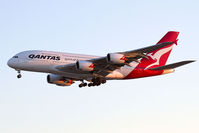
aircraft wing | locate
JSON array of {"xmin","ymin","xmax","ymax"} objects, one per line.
[{"xmin": 55, "ymin": 42, "xmax": 174, "ymax": 77}]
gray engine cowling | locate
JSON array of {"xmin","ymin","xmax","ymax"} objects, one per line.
[
  {"xmin": 76, "ymin": 60, "xmax": 94, "ymax": 71},
  {"xmin": 107, "ymin": 53, "xmax": 126, "ymax": 64}
]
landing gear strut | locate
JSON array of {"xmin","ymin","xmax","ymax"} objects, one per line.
[{"xmin": 17, "ymin": 70, "xmax": 22, "ymax": 79}]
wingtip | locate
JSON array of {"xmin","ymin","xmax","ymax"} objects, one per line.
[
  {"xmin": 189, "ymin": 60, "xmax": 196, "ymax": 63},
  {"xmin": 184, "ymin": 60, "xmax": 196, "ymax": 64}
]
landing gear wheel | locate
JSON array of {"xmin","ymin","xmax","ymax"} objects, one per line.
[
  {"xmin": 16, "ymin": 70, "xmax": 22, "ymax": 79},
  {"xmin": 17, "ymin": 74, "xmax": 22, "ymax": 79},
  {"xmin": 79, "ymin": 80, "xmax": 88, "ymax": 88},
  {"xmin": 96, "ymin": 83, "xmax": 101, "ymax": 86},
  {"xmin": 102, "ymin": 80, "xmax": 106, "ymax": 84},
  {"xmin": 83, "ymin": 83, "xmax": 87, "ymax": 86},
  {"xmin": 79, "ymin": 84, "xmax": 83, "ymax": 88},
  {"xmin": 88, "ymin": 83, "xmax": 93, "ymax": 87}
]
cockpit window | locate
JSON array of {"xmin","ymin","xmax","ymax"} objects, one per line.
[{"xmin": 13, "ymin": 56, "xmax": 18, "ymax": 58}]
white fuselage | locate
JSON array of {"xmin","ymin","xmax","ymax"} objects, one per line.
[{"xmin": 7, "ymin": 50, "xmax": 136, "ymax": 80}]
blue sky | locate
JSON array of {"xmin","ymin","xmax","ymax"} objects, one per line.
[{"xmin": 0, "ymin": 0, "xmax": 199, "ymax": 133}]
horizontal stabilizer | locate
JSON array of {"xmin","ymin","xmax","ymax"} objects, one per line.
[{"xmin": 149, "ymin": 60, "xmax": 195, "ymax": 70}]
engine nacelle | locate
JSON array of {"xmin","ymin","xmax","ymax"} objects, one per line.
[
  {"xmin": 107, "ymin": 53, "xmax": 126, "ymax": 64},
  {"xmin": 47, "ymin": 74, "xmax": 74, "ymax": 86},
  {"xmin": 76, "ymin": 60, "xmax": 94, "ymax": 71}
]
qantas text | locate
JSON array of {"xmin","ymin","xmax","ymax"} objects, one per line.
[{"xmin": 28, "ymin": 54, "xmax": 60, "ymax": 60}]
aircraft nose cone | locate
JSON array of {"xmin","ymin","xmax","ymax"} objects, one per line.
[
  {"xmin": 7, "ymin": 58, "xmax": 12, "ymax": 67},
  {"xmin": 7, "ymin": 58, "xmax": 15, "ymax": 68}
]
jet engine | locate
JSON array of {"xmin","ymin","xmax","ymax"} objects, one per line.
[
  {"xmin": 47, "ymin": 74, "xmax": 74, "ymax": 86},
  {"xmin": 76, "ymin": 60, "xmax": 94, "ymax": 71},
  {"xmin": 107, "ymin": 53, "xmax": 126, "ymax": 64}
]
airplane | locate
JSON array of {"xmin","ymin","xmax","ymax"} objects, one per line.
[{"xmin": 7, "ymin": 31, "xmax": 195, "ymax": 88}]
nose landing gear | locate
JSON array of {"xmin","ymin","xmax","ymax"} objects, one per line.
[{"xmin": 16, "ymin": 70, "xmax": 22, "ymax": 79}]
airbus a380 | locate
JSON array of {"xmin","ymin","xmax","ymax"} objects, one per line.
[{"xmin": 7, "ymin": 31, "xmax": 195, "ymax": 88}]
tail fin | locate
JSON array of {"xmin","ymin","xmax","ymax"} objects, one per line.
[{"xmin": 139, "ymin": 31, "xmax": 179, "ymax": 69}]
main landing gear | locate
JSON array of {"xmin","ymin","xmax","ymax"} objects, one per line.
[
  {"xmin": 79, "ymin": 80, "xmax": 87, "ymax": 88},
  {"xmin": 78, "ymin": 78, "xmax": 106, "ymax": 88},
  {"xmin": 88, "ymin": 77, "xmax": 106, "ymax": 87},
  {"xmin": 16, "ymin": 70, "xmax": 22, "ymax": 79}
]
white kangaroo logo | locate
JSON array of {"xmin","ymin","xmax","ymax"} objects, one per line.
[
  {"xmin": 145, "ymin": 45, "xmax": 174, "ymax": 69},
  {"xmin": 147, "ymin": 53, "xmax": 156, "ymax": 61}
]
